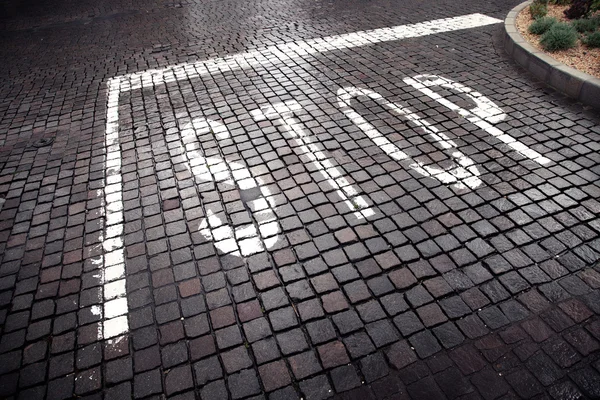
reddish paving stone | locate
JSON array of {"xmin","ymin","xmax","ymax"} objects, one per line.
[
  {"xmin": 289, "ymin": 351, "xmax": 323, "ymax": 380},
  {"xmin": 259, "ymin": 360, "xmax": 292, "ymax": 392},
  {"xmin": 253, "ymin": 270, "xmax": 280, "ymax": 291},
  {"xmin": 321, "ymin": 291, "xmax": 349, "ymax": 314},
  {"xmin": 558, "ymin": 298, "xmax": 594, "ymax": 323},
  {"xmin": 210, "ymin": 306, "xmax": 236, "ymax": 329},
  {"xmin": 178, "ymin": 278, "xmax": 202, "ymax": 298},
  {"xmin": 318, "ymin": 341, "xmax": 350, "ymax": 369},
  {"xmin": 221, "ymin": 346, "xmax": 253, "ymax": 373},
  {"xmin": 189, "ymin": 335, "xmax": 216, "ymax": 361},
  {"xmin": 237, "ymin": 300, "xmax": 263, "ymax": 322},
  {"xmin": 416, "ymin": 303, "xmax": 448, "ymax": 327},
  {"xmin": 389, "ymin": 268, "xmax": 417, "ymax": 290},
  {"xmin": 521, "ymin": 318, "xmax": 553, "ymax": 343}
]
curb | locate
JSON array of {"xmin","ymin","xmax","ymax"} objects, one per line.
[{"xmin": 504, "ymin": 1, "xmax": 600, "ymax": 109}]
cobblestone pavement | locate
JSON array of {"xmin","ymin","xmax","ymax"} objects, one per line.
[{"xmin": 1, "ymin": 0, "xmax": 600, "ymax": 398}]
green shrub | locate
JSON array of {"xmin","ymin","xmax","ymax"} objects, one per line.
[
  {"xmin": 582, "ymin": 31, "xmax": 600, "ymax": 47},
  {"xmin": 552, "ymin": 0, "xmax": 571, "ymax": 5},
  {"xmin": 540, "ymin": 22, "xmax": 578, "ymax": 50},
  {"xmin": 571, "ymin": 17, "xmax": 599, "ymax": 32},
  {"xmin": 530, "ymin": 2, "xmax": 549, "ymax": 18},
  {"xmin": 529, "ymin": 16, "xmax": 558, "ymax": 34}
]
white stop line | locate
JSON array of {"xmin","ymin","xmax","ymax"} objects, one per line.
[{"xmin": 97, "ymin": 13, "xmax": 548, "ymax": 341}]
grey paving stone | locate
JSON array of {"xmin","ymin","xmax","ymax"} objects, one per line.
[
  {"xmin": 299, "ymin": 375, "xmax": 333, "ymax": 400},
  {"xmin": 228, "ymin": 369, "xmax": 261, "ymax": 399}
]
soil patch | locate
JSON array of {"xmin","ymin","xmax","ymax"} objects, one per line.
[{"xmin": 516, "ymin": 4, "xmax": 600, "ymax": 78}]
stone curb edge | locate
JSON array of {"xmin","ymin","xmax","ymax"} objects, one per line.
[{"xmin": 504, "ymin": 1, "xmax": 600, "ymax": 109}]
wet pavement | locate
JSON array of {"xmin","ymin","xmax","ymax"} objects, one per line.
[{"xmin": 1, "ymin": 0, "xmax": 600, "ymax": 398}]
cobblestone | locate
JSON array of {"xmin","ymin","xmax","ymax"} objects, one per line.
[{"xmin": 1, "ymin": 0, "xmax": 600, "ymax": 397}]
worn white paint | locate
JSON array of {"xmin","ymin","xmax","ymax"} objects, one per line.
[
  {"xmin": 100, "ymin": 13, "xmax": 533, "ymax": 339},
  {"xmin": 251, "ymin": 101, "xmax": 374, "ymax": 219},
  {"xmin": 337, "ymin": 87, "xmax": 483, "ymax": 190},
  {"xmin": 403, "ymin": 75, "xmax": 551, "ymax": 165},
  {"xmin": 116, "ymin": 14, "xmax": 502, "ymax": 92},
  {"xmin": 101, "ymin": 78, "xmax": 129, "ymax": 340},
  {"xmin": 179, "ymin": 117, "xmax": 282, "ymax": 256}
]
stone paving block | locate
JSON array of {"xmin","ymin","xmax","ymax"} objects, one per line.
[
  {"xmin": 416, "ymin": 303, "xmax": 448, "ymax": 327},
  {"xmin": 450, "ymin": 344, "xmax": 487, "ymax": 376},
  {"xmin": 564, "ymin": 328, "xmax": 600, "ymax": 356},
  {"xmin": 385, "ymin": 340, "xmax": 418, "ymax": 370},
  {"xmin": 330, "ymin": 365, "xmax": 361, "ymax": 393},
  {"xmin": 289, "ymin": 350, "xmax": 323, "ymax": 380},
  {"xmin": 299, "ymin": 375, "xmax": 334, "ymax": 400},
  {"xmin": 406, "ymin": 376, "xmax": 446, "ymax": 400},
  {"xmin": 409, "ymin": 330, "xmax": 442, "ymax": 359},
  {"xmin": 252, "ymin": 337, "xmax": 281, "ymax": 365},
  {"xmin": 479, "ymin": 306, "xmax": 510, "ymax": 330},
  {"xmin": 505, "ymin": 369, "xmax": 544, "ymax": 398},
  {"xmin": 434, "ymin": 367, "xmax": 474, "ymax": 399},
  {"xmin": 306, "ymin": 318, "xmax": 337, "ymax": 344},
  {"xmin": 221, "ymin": 346, "xmax": 253, "ymax": 374},
  {"xmin": 470, "ymin": 367, "xmax": 510, "ymax": 400},
  {"xmin": 433, "ymin": 322, "xmax": 465, "ymax": 349},
  {"xmin": 366, "ymin": 319, "xmax": 400, "ymax": 348},
  {"xmin": 270, "ymin": 386, "xmax": 300, "ymax": 400},
  {"xmin": 569, "ymin": 368, "xmax": 600, "ymax": 398},
  {"xmin": 134, "ymin": 368, "xmax": 162, "ymax": 398},
  {"xmin": 277, "ymin": 328, "xmax": 309, "ymax": 355},
  {"xmin": 259, "ymin": 360, "xmax": 292, "ymax": 392},
  {"xmin": 343, "ymin": 331, "xmax": 376, "ymax": 360},
  {"xmin": 244, "ymin": 317, "xmax": 272, "ymax": 343},
  {"xmin": 193, "ymin": 356, "xmax": 223, "ymax": 385},
  {"xmin": 541, "ymin": 308, "xmax": 576, "ymax": 332},
  {"xmin": 525, "ymin": 351, "xmax": 564, "ymax": 386},
  {"xmin": 360, "ymin": 352, "xmax": 389, "ymax": 382},
  {"xmin": 332, "ymin": 310, "xmax": 363, "ymax": 335},
  {"xmin": 164, "ymin": 365, "xmax": 194, "ymax": 396},
  {"xmin": 105, "ymin": 357, "xmax": 133, "ymax": 384},
  {"xmin": 318, "ymin": 340, "xmax": 350, "ymax": 369},
  {"xmin": 298, "ymin": 298, "xmax": 325, "ymax": 322},
  {"xmin": 228, "ymin": 369, "xmax": 261, "ymax": 399},
  {"xmin": 543, "ymin": 338, "xmax": 582, "ymax": 368}
]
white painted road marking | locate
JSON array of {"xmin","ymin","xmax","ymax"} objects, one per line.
[
  {"xmin": 101, "ymin": 13, "xmax": 545, "ymax": 339},
  {"xmin": 337, "ymin": 86, "xmax": 483, "ymax": 190},
  {"xmin": 114, "ymin": 14, "xmax": 503, "ymax": 90},
  {"xmin": 251, "ymin": 101, "xmax": 374, "ymax": 220},
  {"xmin": 100, "ymin": 77, "xmax": 130, "ymax": 339},
  {"xmin": 403, "ymin": 75, "xmax": 552, "ymax": 165},
  {"xmin": 178, "ymin": 117, "xmax": 282, "ymax": 257}
]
